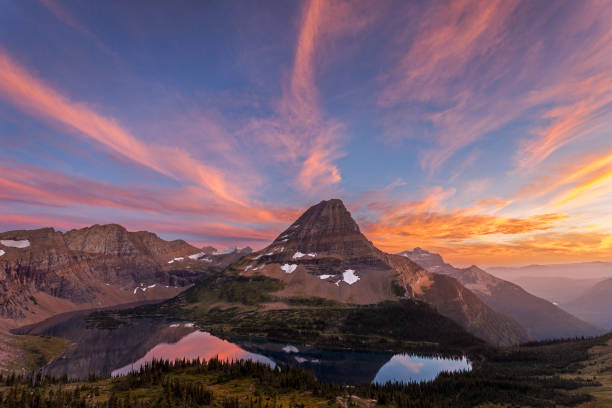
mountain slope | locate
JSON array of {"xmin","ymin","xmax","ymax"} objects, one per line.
[
  {"xmin": 565, "ymin": 278, "xmax": 612, "ymax": 329},
  {"xmin": 185, "ymin": 199, "xmax": 528, "ymax": 346},
  {"xmin": 400, "ymin": 248, "xmax": 603, "ymax": 340},
  {"xmin": 0, "ymin": 224, "xmax": 248, "ymax": 326}
]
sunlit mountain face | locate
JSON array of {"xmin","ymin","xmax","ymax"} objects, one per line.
[{"xmin": 1, "ymin": 0, "xmax": 611, "ymax": 267}]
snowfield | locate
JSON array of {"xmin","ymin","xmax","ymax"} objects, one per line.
[
  {"xmin": 280, "ymin": 264, "xmax": 297, "ymax": 274},
  {"xmin": 342, "ymin": 269, "xmax": 360, "ymax": 285},
  {"xmin": 213, "ymin": 247, "xmax": 236, "ymax": 255},
  {"xmin": 293, "ymin": 251, "xmax": 316, "ymax": 259},
  {"xmin": 0, "ymin": 239, "xmax": 30, "ymax": 248},
  {"xmin": 188, "ymin": 252, "xmax": 212, "ymax": 261},
  {"xmin": 133, "ymin": 284, "xmax": 158, "ymax": 294}
]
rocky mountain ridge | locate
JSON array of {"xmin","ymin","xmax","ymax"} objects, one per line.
[{"xmin": 0, "ymin": 224, "xmax": 249, "ymax": 325}]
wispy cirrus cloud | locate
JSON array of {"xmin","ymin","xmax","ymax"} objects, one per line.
[
  {"xmin": 0, "ymin": 162, "xmax": 298, "ymax": 224},
  {"xmin": 0, "ymin": 49, "xmax": 247, "ymax": 205},
  {"xmin": 249, "ymin": 0, "xmax": 382, "ymax": 193},
  {"xmin": 376, "ymin": 0, "xmax": 612, "ymax": 174},
  {"xmin": 516, "ymin": 2, "xmax": 612, "ymax": 169}
]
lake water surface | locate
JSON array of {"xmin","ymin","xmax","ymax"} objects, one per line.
[{"xmin": 18, "ymin": 315, "xmax": 471, "ymax": 384}]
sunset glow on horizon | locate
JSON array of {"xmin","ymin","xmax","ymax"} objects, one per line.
[{"xmin": 1, "ymin": 0, "xmax": 611, "ymax": 267}]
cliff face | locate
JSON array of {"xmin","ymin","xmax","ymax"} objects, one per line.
[{"xmin": 0, "ymin": 225, "xmax": 247, "ymax": 324}]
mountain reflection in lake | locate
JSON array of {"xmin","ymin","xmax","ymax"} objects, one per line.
[
  {"xmin": 17, "ymin": 313, "xmax": 471, "ymax": 384},
  {"xmin": 373, "ymin": 355, "xmax": 471, "ymax": 384},
  {"xmin": 111, "ymin": 330, "xmax": 275, "ymax": 376}
]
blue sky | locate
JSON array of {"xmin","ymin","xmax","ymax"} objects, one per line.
[{"xmin": 1, "ymin": 0, "xmax": 611, "ymax": 266}]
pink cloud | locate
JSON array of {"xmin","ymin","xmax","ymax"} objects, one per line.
[{"xmin": 0, "ymin": 49, "xmax": 249, "ymax": 205}]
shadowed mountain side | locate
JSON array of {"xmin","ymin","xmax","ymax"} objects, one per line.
[{"xmin": 400, "ymin": 248, "xmax": 603, "ymax": 340}]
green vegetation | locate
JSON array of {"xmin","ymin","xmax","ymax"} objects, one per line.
[
  {"xmin": 0, "ymin": 358, "xmax": 334, "ymax": 408},
  {"xmin": 181, "ymin": 274, "xmax": 285, "ymax": 307},
  {"xmin": 187, "ymin": 300, "xmax": 484, "ymax": 354},
  {"xmin": 1, "ymin": 334, "xmax": 611, "ymax": 407},
  {"xmin": 0, "ymin": 333, "xmax": 68, "ymax": 372}
]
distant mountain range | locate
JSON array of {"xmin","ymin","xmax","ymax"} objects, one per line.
[
  {"xmin": 486, "ymin": 262, "xmax": 612, "ymax": 330},
  {"xmin": 0, "ymin": 224, "xmax": 249, "ymax": 326},
  {"xmin": 495, "ymin": 276, "xmax": 604, "ymax": 305},
  {"xmin": 488, "ymin": 262, "xmax": 612, "ymax": 280},
  {"xmin": 399, "ymin": 248, "xmax": 603, "ymax": 340},
  {"xmin": 565, "ymin": 278, "xmax": 612, "ymax": 329}
]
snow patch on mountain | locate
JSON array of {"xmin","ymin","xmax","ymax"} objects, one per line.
[
  {"xmin": 133, "ymin": 284, "xmax": 158, "ymax": 294},
  {"xmin": 214, "ymin": 247, "xmax": 236, "ymax": 255},
  {"xmin": 281, "ymin": 264, "xmax": 297, "ymax": 274},
  {"xmin": 188, "ymin": 252, "xmax": 211, "ymax": 261},
  {"xmin": 1, "ymin": 239, "xmax": 30, "ymax": 248},
  {"xmin": 342, "ymin": 269, "xmax": 360, "ymax": 285}
]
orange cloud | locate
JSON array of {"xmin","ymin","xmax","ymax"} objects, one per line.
[
  {"xmin": 551, "ymin": 168, "xmax": 612, "ymax": 209},
  {"xmin": 356, "ymin": 198, "xmax": 612, "ymax": 266},
  {"xmin": 413, "ymin": 231, "xmax": 612, "ymax": 267},
  {"xmin": 513, "ymin": 147, "xmax": 612, "ymax": 213},
  {"xmin": 0, "ymin": 50, "xmax": 245, "ymax": 205},
  {"xmin": 355, "ymin": 194, "xmax": 575, "ymax": 266},
  {"xmin": 364, "ymin": 209, "xmax": 564, "ymax": 242}
]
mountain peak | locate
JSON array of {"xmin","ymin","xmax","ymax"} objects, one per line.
[
  {"xmin": 265, "ymin": 198, "xmax": 377, "ymax": 260},
  {"xmin": 399, "ymin": 248, "xmax": 445, "ymax": 268},
  {"xmin": 293, "ymin": 198, "xmax": 359, "ymax": 233}
]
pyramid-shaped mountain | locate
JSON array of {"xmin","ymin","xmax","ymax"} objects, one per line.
[{"xmin": 229, "ymin": 199, "xmax": 528, "ymax": 346}]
